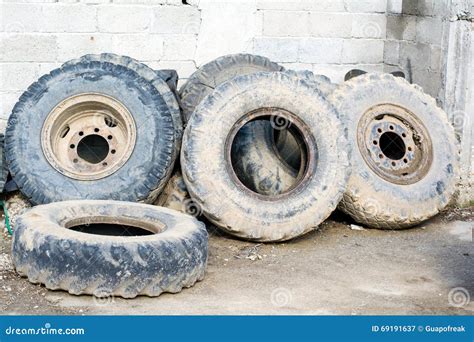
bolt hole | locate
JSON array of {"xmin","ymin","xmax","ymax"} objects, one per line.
[
  {"xmin": 392, "ymin": 161, "xmax": 396, "ymax": 166},
  {"xmin": 60, "ymin": 126, "xmax": 70, "ymax": 138},
  {"xmin": 102, "ymin": 162, "xmax": 107, "ymax": 166},
  {"xmin": 73, "ymin": 158, "xmax": 78, "ymax": 163},
  {"xmin": 107, "ymin": 135, "xmax": 113, "ymax": 140},
  {"xmin": 408, "ymin": 147, "xmax": 412, "ymax": 152},
  {"xmin": 389, "ymin": 125, "xmax": 394, "ymax": 130},
  {"xmin": 69, "ymin": 144, "xmax": 75, "ymax": 149},
  {"xmin": 104, "ymin": 116, "xmax": 118, "ymax": 128},
  {"xmin": 373, "ymin": 140, "xmax": 378, "ymax": 145},
  {"xmin": 79, "ymin": 131, "xmax": 84, "ymax": 136},
  {"xmin": 377, "ymin": 128, "xmax": 382, "ymax": 133},
  {"xmin": 111, "ymin": 149, "xmax": 116, "ymax": 154},
  {"xmin": 94, "ymin": 128, "xmax": 100, "ymax": 133},
  {"xmin": 379, "ymin": 154, "xmax": 383, "ymax": 159},
  {"xmin": 402, "ymin": 133, "xmax": 406, "ymax": 138},
  {"xmin": 403, "ymin": 158, "xmax": 408, "ymax": 163}
]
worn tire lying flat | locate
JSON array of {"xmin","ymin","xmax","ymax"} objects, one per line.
[
  {"xmin": 12, "ymin": 200, "xmax": 208, "ymax": 298},
  {"xmin": 62, "ymin": 53, "xmax": 183, "ymax": 160},
  {"xmin": 179, "ymin": 53, "xmax": 284, "ymax": 123},
  {"xmin": 182, "ymin": 72, "xmax": 350, "ymax": 242},
  {"xmin": 332, "ymin": 73, "xmax": 458, "ymax": 228},
  {"xmin": 6, "ymin": 61, "xmax": 176, "ymax": 204}
]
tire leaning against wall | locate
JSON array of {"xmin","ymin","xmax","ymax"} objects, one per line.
[
  {"xmin": 331, "ymin": 73, "xmax": 459, "ymax": 228},
  {"xmin": 6, "ymin": 61, "xmax": 177, "ymax": 205}
]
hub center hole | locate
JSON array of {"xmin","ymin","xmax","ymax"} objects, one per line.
[
  {"xmin": 379, "ymin": 131, "xmax": 406, "ymax": 160},
  {"xmin": 77, "ymin": 134, "xmax": 109, "ymax": 164}
]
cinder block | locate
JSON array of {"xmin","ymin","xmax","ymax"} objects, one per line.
[
  {"xmin": 0, "ymin": 3, "xmax": 96, "ymax": 33},
  {"xmin": 253, "ymin": 37, "xmax": 299, "ymax": 62},
  {"xmin": 98, "ymin": 6, "xmax": 151, "ymax": 32},
  {"xmin": 416, "ymin": 17, "xmax": 444, "ymax": 45},
  {"xmin": 263, "ymin": 11, "xmax": 309, "ymax": 37},
  {"xmin": 429, "ymin": 45, "xmax": 442, "ymax": 71},
  {"xmin": 0, "ymin": 35, "xmax": 57, "ymax": 62},
  {"xmin": 399, "ymin": 41, "xmax": 431, "ymax": 70},
  {"xmin": 342, "ymin": 39, "xmax": 384, "ymax": 63},
  {"xmin": 194, "ymin": 2, "xmax": 256, "ymax": 65},
  {"xmin": 386, "ymin": 15, "xmax": 416, "ymax": 41},
  {"xmin": 0, "ymin": 63, "xmax": 38, "ymax": 91},
  {"xmin": 57, "ymin": 34, "xmax": 113, "ymax": 61},
  {"xmin": 384, "ymin": 40, "xmax": 399, "ymax": 65},
  {"xmin": 345, "ymin": 0, "xmax": 387, "ymax": 13},
  {"xmin": 256, "ymin": 0, "xmax": 346, "ymax": 12},
  {"xmin": 41, "ymin": 4, "xmax": 97, "ymax": 32},
  {"xmin": 162, "ymin": 35, "xmax": 197, "ymax": 60},
  {"xmin": 0, "ymin": 92, "xmax": 22, "ymax": 121},
  {"xmin": 411, "ymin": 68, "xmax": 441, "ymax": 97},
  {"xmin": 387, "ymin": 0, "xmax": 402, "ymax": 13},
  {"xmin": 352, "ymin": 14, "xmax": 386, "ymax": 39},
  {"xmin": 308, "ymin": 13, "xmax": 352, "ymax": 38},
  {"xmin": 298, "ymin": 38, "xmax": 343, "ymax": 63},
  {"xmin": 152, "ymin": 6, "xmax": 201, "ymax": 34},
  {"xmin": 112, "ymin": 0, "xmax": 166, "ymax": 4},
  {"xmin": 110, "ymin": 34, "xmax": 164, "ymax": 61}
]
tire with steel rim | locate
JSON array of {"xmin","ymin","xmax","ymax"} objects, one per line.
[
  {"xmin": 331, "ymin": 73, "xmax": 458, "ymax": 228},
  {"xmin": 6, "ymin": 60, "xmax": 176, "ymax": 204},
  {"xmin": 62, "ymin": 53, "xmax": 182, "ymax": 161},
  {"xmin": 12, "ymin": 200, "xmax": 208, "ymax": 298},
  {"xmin": 181, "ymin": 72, "xmax": 350, "ymax": 242},
  {"xmin": 0, "ymin": 133, "xmax": 8, "ymax": 192}
]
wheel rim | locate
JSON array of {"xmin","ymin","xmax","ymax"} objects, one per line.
[
  {"xmin": 357, "ymin": 104, "xmax": 433, "ymax": 185},
  {"xmin": 41, "ymin": 93, "xmax": 136, "ymax": 181}
]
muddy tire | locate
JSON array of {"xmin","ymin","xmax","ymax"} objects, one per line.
[
  {"xmin": 12, "ymin": 200, "xmax": 208, "ymax": 298},
  {"xmin": 62, "ymin": 53, "xmax": 183, "ymax": 158},
  {"xmin": 179, "ymin": 54, "xmax": 284, "ymax": 123},
  {"xmin": 181, "ymin": 72, "xmax": 350, "ymax": 242},
  {"xmin": 331, "ymin": 73, "xmax": 458, "ymax": 228},
  {"xmin": 154, "ymin": 170, "xmax": 191, "ymax": 214},
  {"xmin": 6, "ymin": 61, "xmax": 176, "ymax": 205},
  {"xmin": 275, "ymin": 70, "xmax": 337, "ymax": 171},
  {"xmin": 0, "ymin": 133, "xmax": 8, "ymax": 192}
]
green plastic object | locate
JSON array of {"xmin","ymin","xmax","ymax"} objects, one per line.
[{"xmin": 0, "ymin": 200, "xmax": 12, "ymax": 236}]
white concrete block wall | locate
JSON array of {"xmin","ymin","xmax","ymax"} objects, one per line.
[{"xmin": 0, "ymin": 0, "xmax": 389, "ymax": 130}]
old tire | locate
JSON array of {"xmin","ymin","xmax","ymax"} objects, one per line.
[
  {"xmin": 332, "ymin": 73, "xmax": 458, "ymax": 228},
  {"xmin": 6, "ymin": 61, "xmax": 176, "ymax": 205},
  {"xmin": 12, "ymin": 200, "xmax": 208, "ymax": 298},
  {"xmin": 154, "ymin": 170, "xmax": 191, "ymax": 214},
  {"xmin": 62, "ymin": 53, "xmax": 183, "ymax": 158},
  {"xmin": 179, "ymin": 53, "xmax": 284, "ymax": 123},
  {"xmin": 231, "ymin": 70, "xmax": 338, "ymax": 196},
  {"xmin": 181, "ymin": 72, "xmax": 350, "ymax": 242},
  {"xmin": 0, "ymin": 133, "xmax": 8, "ymax": 192},
  {"xmin": 274, "ymin": 70, "xmax": 337, "ymax": 171}
]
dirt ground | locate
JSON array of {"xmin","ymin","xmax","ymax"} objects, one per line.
[{"xmin": 0, "ymin": 207, "xmax": 473, "ymax": 315}]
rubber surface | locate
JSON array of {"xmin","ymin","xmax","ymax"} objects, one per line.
[
  {"xmin": 6, "ymin": 61, "xmax": 177, "ymax": 204},
  {"xmin": 181, "ymin": 71, "xmax": 350, "ymax": 242},
  {"xmin": 179, "ymin": 53, "xmax": 284, "ymax": 123},
  {"xmin": 12, "ymin": 200, "xmax": 208, "ymax": 298},
  {"xmin": 331, "ymin": 73, "xmax": 459, "ymax": 228}
]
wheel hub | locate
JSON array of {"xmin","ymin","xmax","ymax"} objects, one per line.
[
  {"xmin": 41, "ymin": 93, "xmax": 136, "ymax": 180},
  {"xmin": 357, "ymin": 104, "xmax": 432, "ymax": 185}
]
